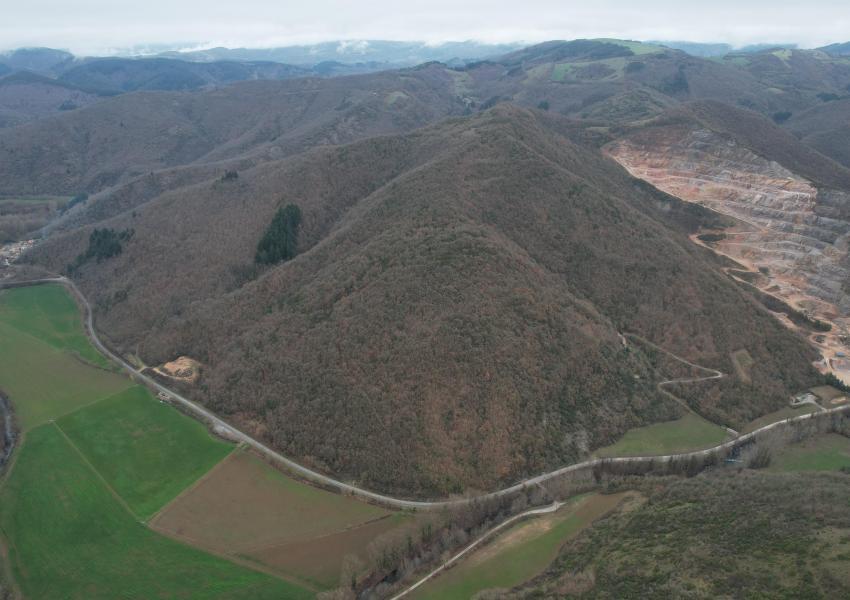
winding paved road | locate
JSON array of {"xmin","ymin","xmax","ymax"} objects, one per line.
[{"xmin": 2, "ymin": 277, "xmax": 849, "ymax": 510}]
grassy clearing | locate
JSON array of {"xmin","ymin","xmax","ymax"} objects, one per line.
[
  {"xmin": 810, "ymin": 385, "xmax": 845, "ymax": 402},
  {"xmin": 594, "ymin": 413, "xmax": 728, "ymax": 457},
  {"xmin": 597, "ymin": 39, "xmax": 666, "ymax": 55},
  {"xmin": 730, "ymin": 348, "xmax": 754, "ymax": 384},
  {"xmin": 0, "ymin": 321, "xmax": 131, "ymax": 430},
  {"xmin": 0, "ymin": 424, "xmax": 312, "ymax": 600},
  {"xmin": 769, "ymin": 433, "xmax": 850, "ymax": 472},
  {"xmin": 413, "ymin": 493, "xmax": 630, "ymax": 600},
  {"xmin": 57, "ymin": 385, "xmax": 233, "ymax": 520},
  {"xmin": 0, "ymin": 284, "xmax": 111, "ymax": 369}
]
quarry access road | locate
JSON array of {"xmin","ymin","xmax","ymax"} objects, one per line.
[{"xmin": 3, "ymin": 277, "xmax": 850, "ymax": 511}]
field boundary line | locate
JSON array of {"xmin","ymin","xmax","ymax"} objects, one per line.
[
  {"xmin": 51, "ymin": 421, "xmax": 141, "ymax": 522},
  {"xmin": 150, "ymin": 525, "xmax": 321, "ymax": 593},
  {"xmin": 147, "ymin": 447, "xmax": 239, "ymax": 525},
  {"xmin": 39, "ymin": 380, "xmax": 135, "ymax": 431},
  {"xmin": 237, "ymin": 512, "xmax": 397, "ymax": 555}
]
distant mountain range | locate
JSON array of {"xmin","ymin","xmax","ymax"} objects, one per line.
[{"xmin": 156, "ymin": 40, "xmax": 526, "ymax": 66}]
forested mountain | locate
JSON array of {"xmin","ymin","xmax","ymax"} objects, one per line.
[{"xmin": 27, "ymin": 105, "xmax": 822, "ymax": 494}]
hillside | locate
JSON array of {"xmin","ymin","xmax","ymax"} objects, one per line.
[
  {"xmin": 56, "ymin": 57, "xmax": 312, "ymax": 94},
  {"xmin": 786, "ymin": 99, "xmax": 850, "ymax": 167},
  {"xmin": 719, "ymin": 48, "xmax": 850, "ymax": 116},
  {"xmin": 512, "ymin": 470, "xmax": 850, "ymax": 599},
  {"xmin": 820, "ymin": 42, "xmax": 850, "ymax": 57},
  {"xmin": 0, "ymin": 39, "xmax": 797, "ymax": 198},
  {"xmin": 29, "ymin": 106, "xmax": 821, "ymax": 495},
  {"xmin": 0, "ymin": 65, "xmax": 467, "ymax": 196},
  {"xmin": 0, "ymin": 71, "xmax": 105, "ymax": 127},
  {"xmin": 450, "ymin": 39, "xmax": 796, "ymax": 122}
]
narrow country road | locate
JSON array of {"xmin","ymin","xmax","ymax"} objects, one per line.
[
  {"xmin": 388, "ymin": 501, "xmax": 565, "ymax": 600},
  {"xmin": 622, "ymin": 333, "xmax": 734, "ymax": 434},
  {"xmin": 2, "ymin": 277, "xmax": 849, "ymax": 510}
]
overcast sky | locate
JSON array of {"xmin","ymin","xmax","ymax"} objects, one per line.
[{"xmin": 2, "ymin": 0, "xmax": 849, "ymax": 56}]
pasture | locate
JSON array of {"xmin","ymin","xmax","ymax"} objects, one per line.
[
  {"xmin": 0, "ymin": 424, "xmax": 311, "ymax": 600},
  {"xmin": 0, "ymin": 320, "xmax": 131, "ymax": 430},
  {"xmin": 57, "ymin": 385, "xmax": 233, "ymax": 520},
  {"xmin": 413, "ymin": 492, "xmax": 632, "ymax": 600},
  {"xmin": 769, "ymin": 434, "xmax": 850, "ymax": 472},
  {"xmin": 594, "ymin": 413, "xmax": 728, "ymax": 457},
  {"xmin": 0, "ymin": 283, "xmax": 112, "ymax": 369}
]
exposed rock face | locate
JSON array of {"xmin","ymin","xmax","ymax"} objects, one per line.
[{"xmin": 605, "ymin": 126, "xmax": 850, "ymax": 383}]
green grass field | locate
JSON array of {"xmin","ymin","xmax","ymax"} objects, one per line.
[
  {"xmin": 57, "ymin": 385, "xmax": 234, "ymax": 520},
  {"xmin": 0, "ymin": 284, "xmax": 112, "ymax": 369},
  {"xmin": 0, "ymin": 424, "xmax": 312, "ymax": 600},
  {"xmin": 413, "ymin": 493, "xmax": 628, "ymax": 600},
  {"xmin": 594, "ymin": 413, "xmax": 728, "ymax": 457},
  {"xmin": 0, "ymin": 320, "xmax": 131, "ymax": 430},
  {"xmin": 769, "ymin": 434, "xmax": 850, "ymax": 472}
]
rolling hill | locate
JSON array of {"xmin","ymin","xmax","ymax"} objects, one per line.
[
  {"xmin": 0, "ymin": 65, "xmax": 467, "ymax": 196},
  {"xmin": 0, "ymin": 71, "xmax": 106, "ymax": 128},
  {"xmin": 0, "ymin": 40, "xmax": 798, "ymax": 197},
  {"xmin": 786, "ymin": 98, "xmax": 850, "ymax": 167}
]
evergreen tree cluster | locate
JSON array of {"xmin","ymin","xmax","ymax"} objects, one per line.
[
  {"xmin": 67, "ymin": 227, "xmax": 133, "ymax": 274},
  {"xmin": 255, "ymin": 204, "xmax": 302, "ymax": 265}
]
